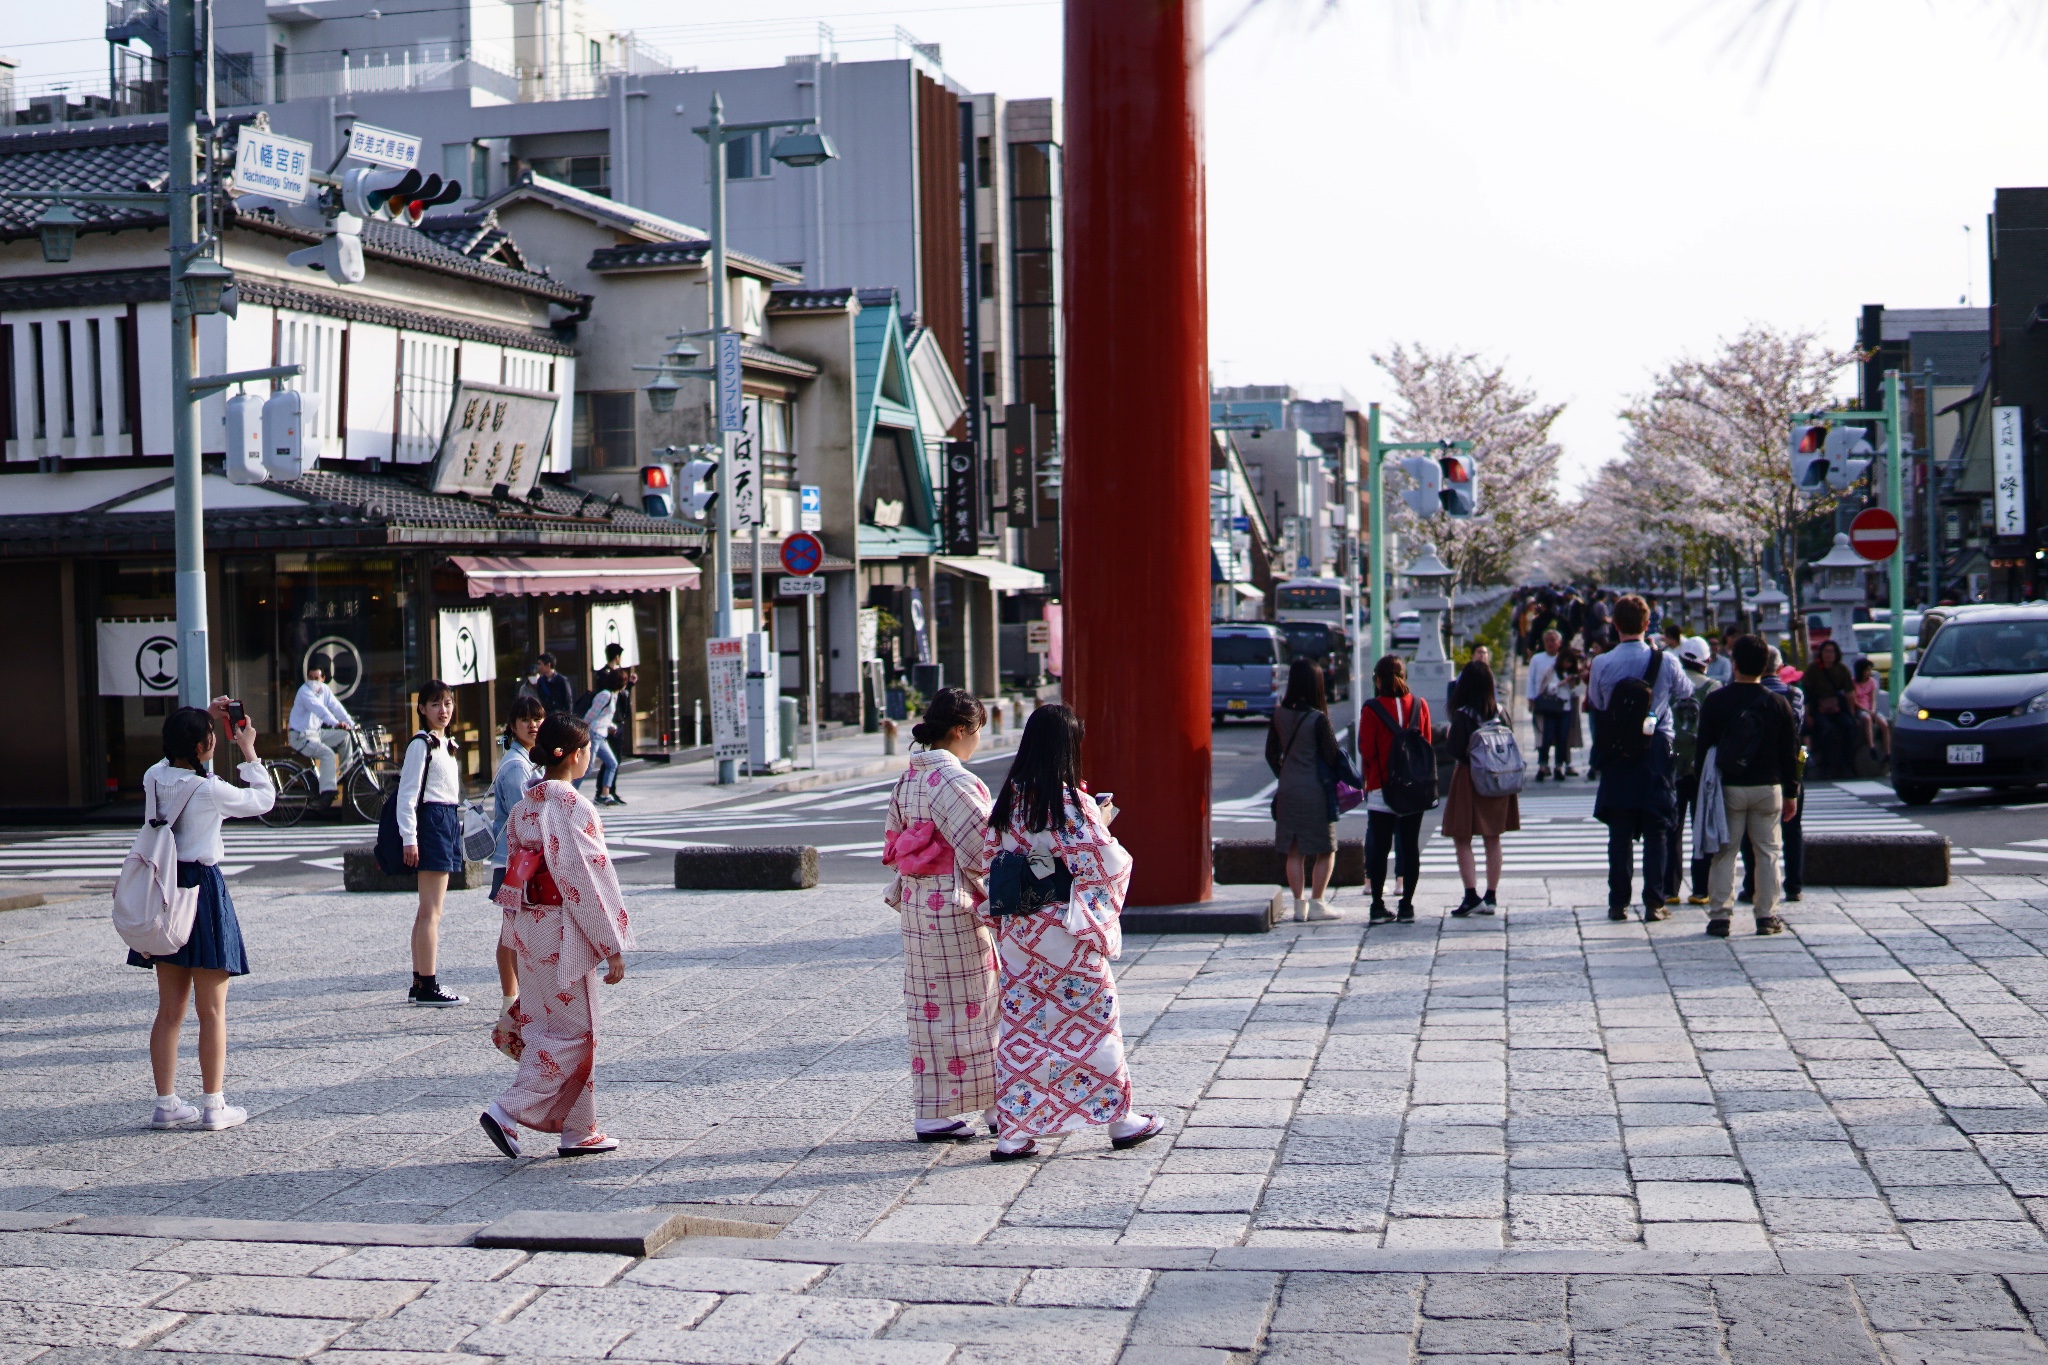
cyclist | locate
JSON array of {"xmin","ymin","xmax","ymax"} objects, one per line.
[{"xmin": 289, "ymin": 664, "xmax": 356, "ymax": 811}]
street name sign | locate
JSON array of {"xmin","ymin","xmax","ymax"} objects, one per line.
[
  {"xmin": 1849, "ymin": 508, "xmax": 1900, "ymax": 562},
  {"xmin": 232, "ymin": 128, "xmax": 312, "ymax": 203},
  {"xmin": 346, "ymin": 123, "xmax": 422, "ymax": 170}
]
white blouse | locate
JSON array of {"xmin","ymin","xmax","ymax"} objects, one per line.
[
  {"xmin": 395, "ymin": 732, "xmax": 463, "ymax": 843},
  {"xmin": 143, "ymin": 759, "xmax": 277, "ymax": 865}
]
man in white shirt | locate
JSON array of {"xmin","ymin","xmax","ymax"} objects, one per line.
[{"xmin": 290, "ymin": 665, "xmax": 355, "ymax": 804}]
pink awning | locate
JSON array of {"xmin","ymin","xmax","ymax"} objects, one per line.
[{"xmin": 449, "ymin": 555, "xmax": 701, "ymax": 598}]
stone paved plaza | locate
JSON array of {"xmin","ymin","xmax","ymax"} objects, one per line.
[{"xmin": 14, "ymin": 869, "xmax": 2048, "ymax": 1359}]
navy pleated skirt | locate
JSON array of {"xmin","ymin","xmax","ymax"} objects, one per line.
[
  {"xmin": 414, "ymin": 801, "xmax": 462, "ymax": 873},
  {"xmin": 127, "ymin": 862, "xmax": 249, "ymax": 976}
]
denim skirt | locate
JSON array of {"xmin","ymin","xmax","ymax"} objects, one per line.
[
  {"xmin": 127, "ymin": 862, "xmax": 249, "ymax": 976},
  {"xmin": 415, "ymin": 801, "xmax": 462, "ymax": 873}
]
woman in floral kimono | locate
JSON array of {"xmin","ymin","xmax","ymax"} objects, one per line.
[
  {"xmin": 983, "ymin": 704, "xmax": 1160, "ymax": 1162},
  {"xmin": 883, "ymin": 688, "xmax": 1000, "ymax": 1143},
  {"xmin": 480, "ymin": 714, "xmax": 636, "ymax": 1159}
]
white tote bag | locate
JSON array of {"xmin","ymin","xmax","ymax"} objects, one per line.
[{"xmin": 112, "ymin": 776, "xmax": 205, "ymax": 957}]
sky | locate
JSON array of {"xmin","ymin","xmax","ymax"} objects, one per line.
[{"xmin": 11, "ymin": 0, "xmax": 2046, "ymax": 492}]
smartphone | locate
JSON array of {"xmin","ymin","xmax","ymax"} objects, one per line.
[
  {"xmin": 226, "ymin": 699, "xmax": 246, "ymax": 730},
  {"xmin": 1095, "ymin": 791, "xmax": 1114, "ymax": 806}
]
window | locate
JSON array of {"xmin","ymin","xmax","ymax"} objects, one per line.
[
  {"xmin": 87, "ymin": 318, "xmax": 104, "ymax": 436},
  {"xmin": 502, "ymin": 351, "xmax": 552, "ymax": 393},
  {"xmin": 58, "ymin": 320, "xmax": 75, "ymax": 438},
  {"xmin": 571, "ymin": 391, "xmax": 636, "ymax": 470},
  {"xmin": 1009, "ymin": 141, "xmax": 1060, "ymax": 417},
  {"xmin": 751, "ymin": 394, "xmax": 796, "ymax": 486},
  {"xmin": 975, "ymin": 135, "xmax": 991, "ymax": 188},
  {"xmin": 29, "ymin": 322, "xmax": 46, "ymax": 440},
  {"xmin": 116, "ymin": 313, "xmax": 135, "ymax": 436},
  {"xmin": 0, "ymin": 325, "xmax": 12, "ymax": 442},
  {"xmin": 278, "ymin": 315, "xmax": 345, "ymax": 444},
  {"xmin": 396, "ymin": 334, "xmax": 457, "ymax": 462},
  {"xmin": 723, "ymin": 130, "xmax": 771, "ymax": 181},
  {"xmin": 527, "ymin": 155, "xmax": 609, "ymax": 197},
  {"xmin": 978, "ymin": 242, "xmax": 995, "ymax": 300},
  {"xmin": 588, "ymin": 38, "xmax": 602, "ymax": 66},
  {"xmin": 272, "ymin": 44, "xmax": 287, "ymax": 101}
]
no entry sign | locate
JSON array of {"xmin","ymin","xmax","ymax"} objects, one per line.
[
  {"xmin": 1849, "ymin": 508, "xmax": 1900, "ymax": 562},
  {"xmin": 779, "ymin": 531, "xmax": 825, "ymax": 576}
]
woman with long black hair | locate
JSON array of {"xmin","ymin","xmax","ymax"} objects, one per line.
[
  {"xmin": 1356, "ymin": 655, "xmax": 1432, "ymax": 923},
  {"xmin": 132, "ymin": 702, "xmax": 275, "ymax": 1132},
  {"xmin": 983, "ymin": 704, "xmax": 1159, "ymax": 1163},
  {"xmin": 1264, "ymin": 657, "xmax": 1354, "ymax": 923},
  {"xmin": 1441, "ymin": 659, "xmax": 1520, "ymax": 916}
]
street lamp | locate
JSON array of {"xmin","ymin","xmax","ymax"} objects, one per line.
[
  {"xmin": 35, "ymin": 199, "xmax": 83, "ymax": 263},
  {"xmin": 642, "ymin": 369, "xmax": 681, "ymax": 414},
  {"xmin": 768, "ymin": 130, "xmax": 837, "ymax": 168},
  {"xmin": 179, "ymin": 256, "xmax": 235, "ymax": 316}
]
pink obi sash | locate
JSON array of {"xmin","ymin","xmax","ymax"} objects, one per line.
[{"xmin": 883, "ymin": 819, "xmax": 955, "ymax": 877}]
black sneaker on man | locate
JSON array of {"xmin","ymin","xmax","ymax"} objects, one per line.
[
  {"xmin": 1608, "ymin": 906, "xmax": 1631, "ymax": 922},
  {"xmin": 1369, "ymin": 900, "xmax": 1394, "ymax": 925},
  {"xmin": 1706, "ymin": 918, "xmax": 1731, "ymax": 938},
  {"xmin": 1755, "ymin": 916, "xmax": 1787, "ymax": 936},
  {"xmin": 1642, "ymin": 900, "xmax": 1671, "ymax": 922}
]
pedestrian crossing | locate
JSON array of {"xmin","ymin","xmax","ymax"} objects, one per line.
[
  {"xmin": 1414, "ymin": 781, "xmax": 1978, "ymax": 875},
  {"xmin": 0, "ymin": 827, "xmax": 370, "ymax": 880}
]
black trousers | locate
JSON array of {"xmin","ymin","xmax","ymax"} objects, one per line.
[
  {"xmin": 1742, "ymin": 810, "xmax": 1803, "ymax": 898},
  {"xmin": 1663, "ymin": 773, "xmax": 1709, "ymax": 901},
  {"xmin": 1607, "ymin": 811, "xmax": 1670, "ymax": 911},
  {"xmin": 1366, "ymin": 809, "xmax": 1424, "ymax": 902}
]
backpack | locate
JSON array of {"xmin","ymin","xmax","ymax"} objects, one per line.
[
  {"xmin": 1370, "ymin": 698, "xmax": 1439, "ymax": 815},
  {"xmin": 1466, "ymin": 711, "xmax": 1526, "ymax": 797},
  {"xmin": 1715, "ymin": 693, "xmax": 1780, "ymax": 784},
  {"xmin": 112, "ymin": 774, "xmax": 206, "ymax": 956},
  {"xmin": 1672, "ymin": 673, "xmax": 1716, "ymax": 778},
  {"xmin": 1599, "ymin": 647, "xmax": 1664, "ymax": 764},
  {"xmin": 374, "ymin": 733, "xmax": 433, "ymax": 876}
]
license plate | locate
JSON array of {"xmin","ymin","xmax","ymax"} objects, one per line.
[
  {"xmin": 1227, "ymin": 699, "xmax": 1248, "ymax": 711},
  {"xmin": 1948, "ymin": 744, "xmax": 1985, "ymax": 765}
]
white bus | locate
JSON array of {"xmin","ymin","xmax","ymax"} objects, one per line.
[{"xmin": 1275, "ymin": 577, "xmax": 1350, "ymax": 626}]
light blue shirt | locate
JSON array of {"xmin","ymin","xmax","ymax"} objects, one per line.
[
  {"xmin": 289, "ymin": 680, "xmax": 352, "ymax": 733},
  {"xmin": 1586, "ymin": 638, "xmax": 1693, "ymax": 740},
  {"xmin": 490, "ymin": 742, "xmax": 541, "ymax": 868}
]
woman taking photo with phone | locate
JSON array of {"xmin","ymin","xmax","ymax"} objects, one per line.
[
  {"xmin": 132, "ymin": 701, "xmax": 275, "ymax": 1131},
  {"xmin": 395, "ymin": 680, "xmax": 466, "ymax": 1007},
  {"xmin": 983, "ymin": 704, "xmax": 1159, "ymax": 1163},
  {"xmin": 481, "ymin": 714, "xmax": 635, "ymax": 1158}
]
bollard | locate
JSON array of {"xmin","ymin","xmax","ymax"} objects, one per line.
[
  {"xmin": 882, "ymin": 718, "xmax": 898, "ymax": 756},
  {"xmin": 991, "ymin": 701, "xmax": 1004, "ymax": 736}
]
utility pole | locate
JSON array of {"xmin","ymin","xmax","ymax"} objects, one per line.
[
  {"xmin": 707, "ymin": 92, "xmax": 737, "ymax": 785},
  {"xmin": 1886, "ymin": 369, "xmax": 1907, "ymax": 714},
  {"xmin": 169, "ymin": 0, "xmax": 207, "ymax": 708}
]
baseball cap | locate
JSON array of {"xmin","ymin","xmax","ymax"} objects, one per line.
[{"xmin": 1679, "ymin": 637, "xmax": 1711, "ymax": 666}]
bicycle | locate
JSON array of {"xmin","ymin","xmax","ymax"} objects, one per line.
[{"xmin": 258, "ymin": 726, "xmax": 399, "ymax": 827}]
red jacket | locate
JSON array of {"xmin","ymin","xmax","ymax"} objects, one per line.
[{"xmin": 1356, "ymin": 693, "xmax": 1432, "ymax": 795}]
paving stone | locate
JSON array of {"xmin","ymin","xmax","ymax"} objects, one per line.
[
  {"xmin": 0, "ymin": 1233, "xmax": 175, "ymax": 1270},
  {"xmin": 629, "ymin": 1260, "xmax": 832, "ymax": 1295},
  {"xmin": 1243, "ymin": 1333, "xmax": 1411, "ymax": 1365},
  {"xmin": 1017, "ymin": 1268, "xmax": 1152, "ymax": 1310},
  {"xmin": 464, "ymin": 1286, "xmax": 719, "ymax": 1357},
  {"xmin": 502, "ymin": 1250, "xmax": 637, "ymax": 1287},
  {"xmin": 151, "ymin": 1313, "xmax": 353, "ymax": 1359},
  {"xmin": 883, "ymin": 1305, "xmax": 1132, "ymax": 1348},
  {"xmin": 814, "ymin": 1266, "xmax": 1025, "ymax": 1306},
  {"xmin": 785, "ymin": 1344, "xmax": 957, "ymax": 1365},
  {"xmin": 1269, "ymin": 1273, "xmax": 1419, "ymax": 1335},
  {"xmin": 1635, "ymin": 1182, "xmax": 1760, "ymax": 1222},
  {"xmin": 1851, "ymin": 1275, "xmax": 2031, "ymax": 1332},
  {"xmin": 140, "ymin": 1241, "xmax": 351, "ymax": 1277},
  {"xmin": 315, "ymin": 1245, "xmax": 529, "ymax": 1281},
  {"xmin": 0, "ymin": 1301, "xmax": 186, "ymax": 1349},
  {"xmin": 1567, "ymin": 1276, "xmax": 1717, "ymax": 1332},
  {"xmin": 702, "ymin": 1293, "xmax": 899, "ymax": 1340},
  {"xmin": 610, "ymin": 1326, "xmax": 806, "ymax": 1363},
  {"xmin": 1422, "ymin": 1274, "xmax": 1563, "ymax": 1320},
  {"xmin": 1416, "ymin": 1317, "xmax": 1567, "ymax": 1353},
  {"xmin": 0, "ymin": 1264, "xmax": 187, "ymax": 1307},
  {"xmin": 157, "ymin": 1274, "xmax": 426, "ymax": 1321},
  {"xmin": 1713, "ymin": 1275, "xmax": 1884, "ymax": 1365},
  {"xmin": 1876, "ymin": 1330, "xmax": 2048, "ymax": 1362},
  {"xmin": 1124, "ymin": 1270, "xmax": 1275, "ymax": 1351},
  {"xmin": 327, "ymin": 1281, "xmax": 544, "ymax": 1352}
]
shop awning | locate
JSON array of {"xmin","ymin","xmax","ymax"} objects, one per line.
[
  {"xmin": 936, "ymin": 555, "xmax": 1048, "ymax": 593},
  {"xmin": 1231, "ymin": 581, "xmax": 1265, "ymax": 600},
  {"xmin": 448, "ymin": 555, "xmax": 701, "ymax": 598}
]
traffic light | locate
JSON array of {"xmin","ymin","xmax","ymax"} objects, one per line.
[
  {"xmin": 1395, "ymin": 455, "xmax": 1442, "ymax": 518},
  {"xmin": 342, "ymin": 166, "xmax": 462, "ymax": 225},
  {"xmin": 1438, "ymin": 452, "xmax": 1478, "ymax": 518},
  {"xmin": 261, "ymin": 389, "xmax": 318, "ymax": 479},
  {"xmin": 641, "ymin": 463, "xmax": 674, "ymax": 518},
  {"xmin": 1823, "ymin": 424, "xmax": 1874, "ymax": 493},
  {"xmin": 655, "ymin": 446, "xmax": 719, "ymax": 520},
  {"xmin": 1790, "ymin": 423, "xmax": 1829, "ymax": 492},
  {"xmin": 282, "ymin": 209, "xmax": 366, "ymax": 285}
]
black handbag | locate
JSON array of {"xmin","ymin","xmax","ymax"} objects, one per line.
[{"xmin": 987, "ymin": 847, "xmax": 1074, "ymax": 918}]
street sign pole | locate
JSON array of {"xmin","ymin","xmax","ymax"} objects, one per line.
[
  {"xmin": 1363, "ymin": 403, "xmax": 1384, "ymax": 763},
  {"xmin": 1887, "ymin": 369, "xmax": 1907, "ymax": 715},
  {"xmin": 806, "ymin": 589, "xmax": 819, "ymax": 772}
]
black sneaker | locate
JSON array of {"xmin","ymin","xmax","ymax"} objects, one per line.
[
  {"xmin": 1706, "ymin": 918, "xmax": 1731, "ymax": 938},
  {"xmin": 608, "ymin": 793, "xmax": 627, "ymax": 806},
  {"xmin": 1396, "ymin": 901, "xmax": 1415, "ymax": 923},
  {"xmin": 1755, "ymin": 916, "xmax": 1787, "ymax": 936},
  {"xmin": 1478, "ymin": 890, "xmax": 1498, "ymax": 916},
  {"xmin": 1608, "ymin": 906, "xmax": 1631, "ymax": 922},
  {"xmin": 409, "ymin": 979, "xmax": 468, "ymax": 1007},
  {"xmin": 1451, "ymin": 889, "xmax": 1481, "ymax": 918},
  {"xmin": 1368, "ymin": 900, "xmax": 1394, "ymax": 925},
  {"xmin": 1642, "ymin": 900, "xmax": 1671, "ymax": 922}
]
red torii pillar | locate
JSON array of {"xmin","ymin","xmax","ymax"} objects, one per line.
[{"xmin": 1063, "ymin": 0, "xmax": 1212, "ymax": 906}]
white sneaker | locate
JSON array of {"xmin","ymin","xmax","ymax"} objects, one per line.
[
  {"xmin": 1304, "ymin": 899, "xmax": 1345, "ymax": 922},
  {"xmin": 198, "ymin": 1101, "xmax": 247, "ymax": 1131},
  {"xmin": 1292, "ymin": 898, "xmax": 1308, "ymax": 923},
  {"xmin": 149, "ymin": 1098, "xmax": 199, "ymax": 1130}
]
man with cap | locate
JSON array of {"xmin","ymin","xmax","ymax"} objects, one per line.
[{"xmin": 1664, "ymin": 636, "xmax": 1721, "ymax": 906}]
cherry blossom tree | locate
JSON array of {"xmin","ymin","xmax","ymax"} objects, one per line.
[{"xmin": 1374, "ymin": 343, "xmax": 1572, "ymax": 589}]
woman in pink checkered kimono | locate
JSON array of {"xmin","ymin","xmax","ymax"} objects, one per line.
[
  {"xmin": 883, "ymin": 688, "xmax": 1001, "ymax": 1144},
  {"xmin": 982, "ymin": 704, "xmax": 1161, "ymax": 1162},
  {"xmin": 479, "ymin": 713, "xmax": 636, "ymax": 1160}
]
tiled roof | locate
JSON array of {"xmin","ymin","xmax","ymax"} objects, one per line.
[
  {"xmin": 588, "ymin": 241, "xmax": 708, "ymax": 272},
  {"xmin": 740, "ymin": 341, "xmax": 820, "ymax": 380},
  {"xmin": 0, "ymin": 120, "xmax": 578, "ymax": 303},
  {"xmin": 416, "ymin": 209, "xmax": 528, "ymax": 272},
  {"xmin": 0, "ymin": 466, "xmax": 702, "ymax": 557},
  {"xmin": 483, "ymin": 175, "xmax": 800, "ymax": 283},
  {"xmin": 769, "ymin": 286, "xmax": 857, "ymax": 312}
]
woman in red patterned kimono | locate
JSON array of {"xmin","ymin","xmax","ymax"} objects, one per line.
[
  {"xmin": 480, "ymin": 714, "xmax": 636, "ymax": 1159},
  {"xmin": 883, "ymin": 688, "xmax": 1000, "ymax": 1143},
  {"xmin": 983, "ymin": 704, "xmax": 1161, "ymax": 1162}
]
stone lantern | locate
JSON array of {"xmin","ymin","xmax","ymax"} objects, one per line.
[
  {"xmin": 1810, "ymin": 531, "xmax": 1868, "ymax": 664},
  {"xmin": 1748, "ymin": 586, "xmax": 1789, "ymax": 645},
  {"xmin": 1403, "ymin": 543, "xmax": 1458, "ymax": 693}
]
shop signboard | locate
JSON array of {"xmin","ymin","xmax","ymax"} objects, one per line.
[
  {"xmin": 858, "ymin": 607, "xmax": 880, "ymax": 662},
  {"xmin": 97, "ymin": 618, "xmax": 179, "ymax": 696},
  {"xmin": 1992, "ymin": 405, "xmax": 2027, "ymax": 540},
  {"xmin": 706, "ymin": 636, "xmax": 749, "ymax": 761},
  {"xmin": 437, "ymin": 607, "xmax": 496, "ymax": 685},
  {"xmin": 427, "ymin": 381, "xmax": 559, "ymax": 498},
  {"xmin": 588, "ymin": 602, "xmax": 639, "ymax": 667}
]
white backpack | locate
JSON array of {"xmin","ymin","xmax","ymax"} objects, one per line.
[{"xmin": 112, "ymin": 775, "xmax": 205, "ymax": 956}]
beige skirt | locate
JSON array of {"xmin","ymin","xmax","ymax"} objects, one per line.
[{"xmin": 1440, "ymin": 763, "xmax": 1521, "ymax": 841}]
